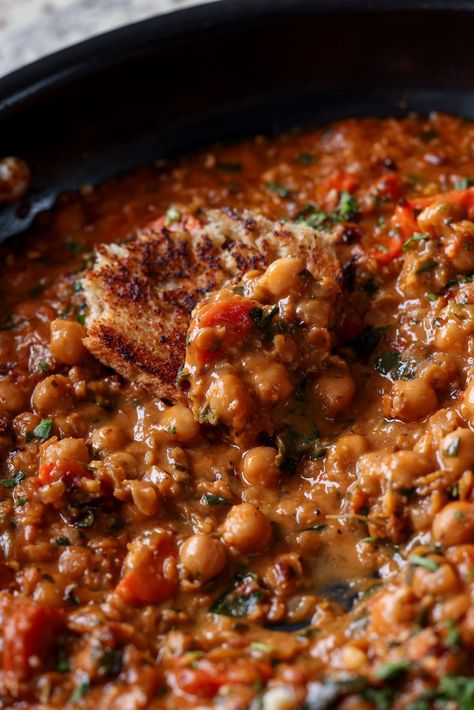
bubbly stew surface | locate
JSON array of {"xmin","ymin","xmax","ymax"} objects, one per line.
[{"xmin": 2, "ymin": 113, "xmax": 474, "ymax": 708}]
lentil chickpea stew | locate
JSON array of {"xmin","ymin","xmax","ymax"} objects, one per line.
[{"xmin": 2, "ymin": 113, "xmax": 474, "ymax": 708}]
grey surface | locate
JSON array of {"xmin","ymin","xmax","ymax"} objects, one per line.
[{"xmin": 0, "ymin": 0, "xmax": 214, "ymax": 78}]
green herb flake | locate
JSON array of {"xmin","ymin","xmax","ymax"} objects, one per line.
[
  {"xmin": 37, "ymin": 360, "xmax": 50, "ymax": 373},
  {"xmin": 250, "ymin": 641, "xmax": 273, "ymax": 654},
  {"xmin": 69, "ymin": 678, "xmax": 90, "ymax": 703},
  {"xmin": 56, "ymin": 646, "xmax": 70, "ymax": 673},
  {"xmin": 210, "ymin": 589, "xmax": 264, "ymax": 618},
  {"xmin": 165, "ymin": 206, "xmax": 181, "ymax": 225},
  {"xmin": 14, "ymin": 497, "xmax": 28, "ymax": 507},
  {"xmin": 455, "ymin": 177, "xmax": 474, "ymax": 190},
  {"xmin": 201, "ymin": 493, "xmax": 232, "ymax": 506},
  {"xmin": 445, "ymin": 620, "xmax": 461, "ymax": 648},
  {"xmin": 409, "ymin": 554, "xmax": 439, "ymax": 572},
  {"xmin": 0, "ymin": 470, "xmax": 26, "ymax": 489},
  {"xmin": 376, "ymin": 658, "xmax": 412, "ymax": 680},
  {"xmin": 442, "ymin": 436, "xmax": 461, "ymax": 457},
  {"xmin": 374, "ymin": 351, "xmax": 417, "ymax": 380},
  {"xmin": 76, "ymin": 314, "xmax": 86, "ymax": 326},
  {"xmin": 333, "ymin": 190, "xmax": 359, "ymax": 222},
  {"xmin": 266, "ymin": 182, "xmax": 292, "ymax": 199},
  {"xmin": 295, "ymin": 153, "xmax": 316, "ymax": 165},
  {"xmin": 416, "ymin": 259, "xmax": 438, "ymax": 274},
  {"xmin": 426, "ymin": 291, "xmax": 438, "ymax": 302},
  {"xmin": 402, "ymin": 232, "xmax": 429, "ymax": 252},
  {"xmin": 302, "ymin": 523, "xmax": 328, "ymax": 533},
  {"xmin": 33, "ymin": 418, "xmax": 53, "ymax": 440},
  {"xmin": 198, "ymin": 404, "xmax": 218, "ymax": 426}
]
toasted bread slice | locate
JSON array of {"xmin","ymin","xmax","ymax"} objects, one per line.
[{"xmin": 83, "ymin": 208, "xmax": 339, "ymax": 400}]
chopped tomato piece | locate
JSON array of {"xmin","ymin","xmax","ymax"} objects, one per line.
[
  {"xmin": 370, "ymin": 234, "xmax": 403, "ymax": 265},
  {"xmin": 412, "ymin": 186, "xmax": 474, "ymax": 218},
  {"xmin": 391, "ymin": 201, "xmax": 418, "ymax": 238},
  {"xmin": 373, "ymin": 174, "xmax": 402, "ymax": 202},
  {"xmin": 38, "ymin": 458, "xmax": 91, "ymax": 486},
  {"xmin": 170, "ymin": 659, "xmax": 273, "ymax": 698},
  {"xmin": 323, "ymin": 170, "xmax": 359, "ymax": 194},
  {"xmin": 198, "ymin": 297, "xmax": 253, "ymax": 334},
  {"xmin": 116, "ymin": 532, "xmax": 177, "ymax": 605},
  {"xmin": 192, "ymin": 297, "xmax": 254, "ymax": 365},
  {"xmin": 172, "ymin": 667, "xmax": 222, "ymax": 697},
  {"xmin": 146, "ymin": 213, "xmax": 202, "ymax": 234},
  {"xmin": 3, "ymin": 602, "xmax": 65, "ymax": 679}
]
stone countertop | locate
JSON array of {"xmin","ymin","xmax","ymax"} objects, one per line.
[{"xmin": 0, "ymin": 0, "xmax": 214, "ymax": 78}]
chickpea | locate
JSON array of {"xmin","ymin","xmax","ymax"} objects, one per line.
[
  {"xmin": 438, "ymin": 427, "xmax": 474, "ymax": 474},
  {"xmin": 207, "ymin": 373, "xmax": 252, "ymax": 430},
  {"xmin": 444, "ymin": 221, "xmax": 474, "ymax": 272},
  {"xmin": 383, "ymin": 379, "xmax": 437, "ymax": 422},
  {"xmin": 432, "ymin": 502, "xmax": 474, "ymax": 547},
  {"xmin": 222, "ymin": 503, "xmax": 271, "ymax": 553},
  {"xmin": 261, "ymin": 256, "xmax": 305, "ymax": 297},
  {"xmin": 0, "ymin": 377, "xmax": 28, "ymax": 414},
  {"xmin": 435, "ymin": 320, "xmax": 466, "ymax": 352},
  {"xmin": 90, "ymin": 424, "xmax": 129, "ymax": 453},
  {"xmin": 49, "ymin": 319, "xmax": 87, "ymax": 365},
  {"xmin": 242, "ymin": 446, "xmax": 280, "ymax": 487},
  {"xmin": 380, "ymin": 450, "xmax": 432, "ymax": 490},
  {"xmin": 180, "ymin": 534, "xmax": 226, "ymax": 583},
  {"xmin": 412, "ymin": 562, "xmax": 459, "ymax": 597},
  {"xmin": 462, "ymin": 377, "xmax": 474, "ymax": 422},
  {"xmin": 252, "ymin": 362, "xmax": 293, "ymax": 404},
  {"xmin": 330, "ymin": 435, "xmax": 368, "ymax": 469},
  {"xmin": 314, "ymin": 373, "xmax": 355, "ymax": 418},
  {"xmin": 32, "ymin": 374, "xmax": 72, "ymax": 415},
  {"xmin": 41, "ymin": 437, "xmax": 89, "ymax": 466},
  {"xmin": 160, "ymin": 404, "xmax": 200, "ymax": 443}
]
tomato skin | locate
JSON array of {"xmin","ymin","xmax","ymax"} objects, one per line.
[
  {"xmin": 3, "ymin": 602, "xmax": 65, "ymax": 679},
  {"xmin": 373, "ymin": 174, "xmax": 402, "ymax": 202},
  {"xmin": 192, "ymin": 297, "xmax": 254, "ymax": 365},
  {"xmin": 198, "ymin": 297, "xmax": 253, "ymax": 334},
  {"xmin": 412, "ymin": 186, "xmax": 474, "ymax": 216},
  {"xmin": 115, "ymin": 534, "xmax": 178, "ymax": 605},
  {"xmin": 38, "ymin": 459, "xmax": 91, "ymax": 486},
  {"xmin": 171, "ymin": 659, "xmax": 273, "ymax": 698},
  {"xmin": 323, "ymin": 171, "xmax": 359, "ymax": 194},
  {"xmin": 172, "ymin": 667, "xmax": 222, "ymax": 697}
]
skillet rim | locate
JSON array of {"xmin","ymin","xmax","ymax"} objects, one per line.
[{"xmin": 1, "ymin": 0, "xmax": 474, "ymax": 115}]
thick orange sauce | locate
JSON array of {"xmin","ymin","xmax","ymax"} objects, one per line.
[{"xmin": 1, "ymin": 113, "xmax": 474, "ymax": 708}]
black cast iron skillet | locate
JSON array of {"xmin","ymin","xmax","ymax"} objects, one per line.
[{"xmin": 1, "ymin": 0, "xmax": 474, "ymax": 242}]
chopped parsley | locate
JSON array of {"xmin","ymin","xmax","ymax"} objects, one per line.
[
  {"xmin": 333, "ymin": 191, "xmax": 359, "ymax": 222},
  {"xmin": 295, "ymin": 153, "xmax": 316, "ymax": 165},
  {"xmin": 409, "ymin": 555, "xmax": 439, "ymax": 572},
  {"xmin": 37, "ymin": 360, "xmax": 50, "ymax": 373},
  {"xmin": 69, "ymin": 677, "xmax": 90, "ymax": 703},
  {"xmin": 266, "ymin": 182, "xmax": 292, "ymax": 199},
  {"xmin": 201, "ymin": 493, "xmax": 232, "ymax": 506},
  {"xmin": 32, "ymin": 418, "xmax": 53, "ymax": 440},
  {"xmin": 376, "ymin": 659, "xmax": 412, "ymax": 680},
  {"xmin": 454, "ymin": 176, "xmax": 474, "ymax": 190},
  {"xmin": 0, "ymin": 470, "xmax": 26, "ymax": 489},
  {"xmin": 374, "ymin": 351, "xmax": 417, "ymax": 380},
  {"xmin": 165, "ymin": 206, "xmax": 181, "ymax": 225},
  {"xmin": 402, "ymin": 232, "xmax": 428, "ymax": 252},
  {"xmin": 416, "ymin": 259, "xmax": 438, "ymax": 274}
]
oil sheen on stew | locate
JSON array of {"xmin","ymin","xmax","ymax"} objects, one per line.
[{"xmin": 1, "ymin": 113, "xmax": 474, "ymax": 709}]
